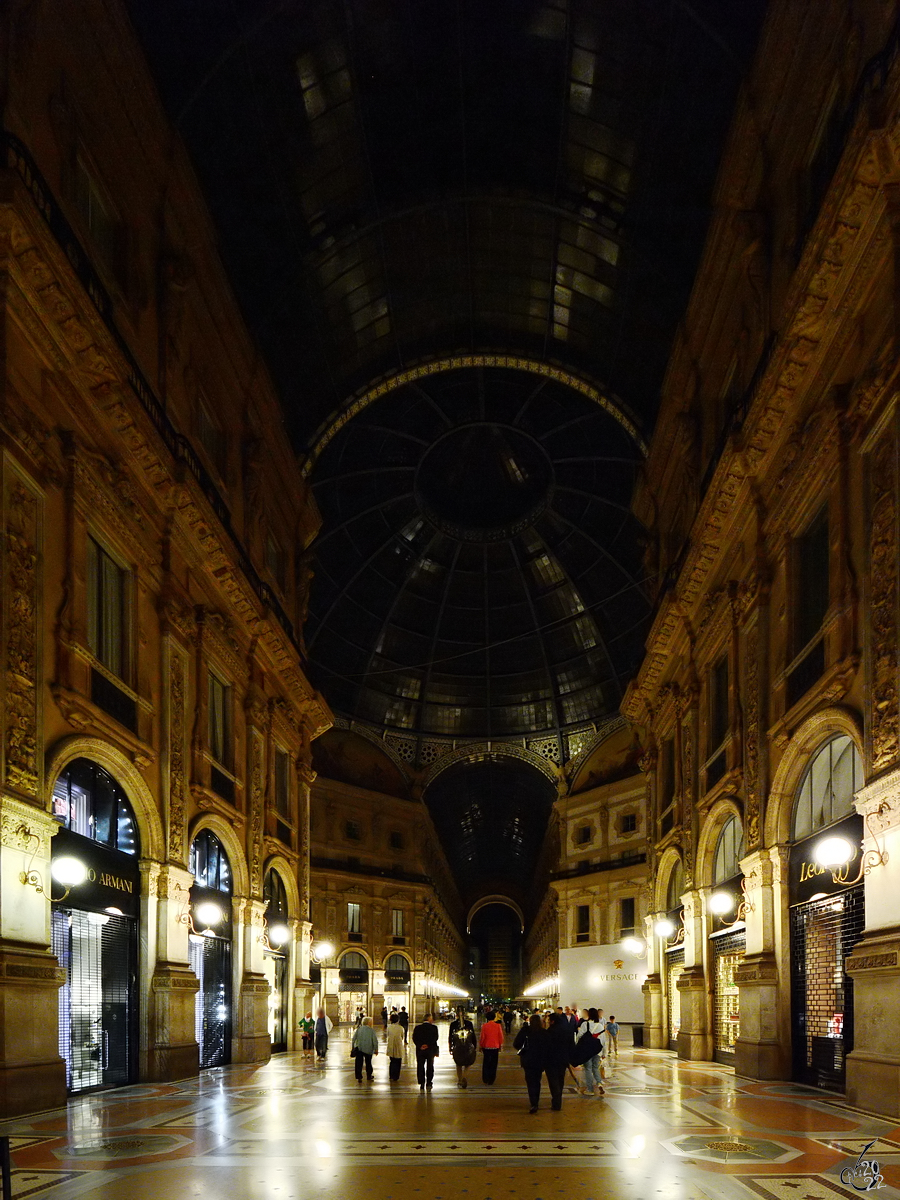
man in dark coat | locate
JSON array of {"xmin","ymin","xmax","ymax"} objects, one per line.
[
  {"xmin": 544, "ymin": 1011, "xmax": 572, "ymax": 1110},
  {"xmin": 412, "ymin": 1012, "xmax": 440, "ymax": 1089}
]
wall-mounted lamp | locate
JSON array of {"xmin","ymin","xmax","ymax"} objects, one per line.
[
  {"xmin": 621, "ymin": 936, "xmax": 647, "ymax": 958},
  {"xmin": 310, "ymin": 939, "xmax": 335, "ymax": 964},
  {"xmin": 259, "ymin": 921, "xmax": 291, "ymax": 952},
  {"xmin": 176, "ymin": 890, "xmax": 226, "ymax": 941},
  {"xmin": 709, "ymin": 877, "xmax": 755, "ymax": 926},
  {"xmin": 19, "ymin": 824, "xmax": 89, "ymax": 901},
  {"xmin": 654, "ymin": 909, "xmax": 685, "ymax": 945},
  {"xmin": 813, "ymin": 812, "xmax": 889, "ymax": 886}
]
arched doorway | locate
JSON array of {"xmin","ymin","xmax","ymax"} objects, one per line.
[
  {"xmin": 383, "ymin": 953, "xmax": 411, "ymax": 1016},
  {"xmin": 263, "ymin": 869, "xmax": 291, "ymax": 1053},
  {"xmin": 189, "ymin": 830, "xmax": 233, "ymax": 1068},
  {"xmin": 788, "ymin": 734, "xmax": 864, "ymax": 1091},
  {"xmin": 50, "ymin": 758, "xmax": 141, "ymax": 1094},
  {"xmin": 338, "ymin": 952, "xmax": 369, "ymax": 1023},
  {"xmin": 707, "ymin": 813, "xmax": 745, "ymax": 1063}
]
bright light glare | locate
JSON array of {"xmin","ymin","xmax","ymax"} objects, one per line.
[
  {"xmin": 268, "ymin": 922, "xmax": 290, "ymax": 946},
  {"xmin": 709, "ymin": 891, "xmax": 735, "ymax": 915},
  {"xmin": 621, "ymin": 937, "xmax": 645, "ymax": 955},
  {"xmin": 313, "ymin": 940, "xmax": 334, "ymax": 959},
  {"xmin": 85, "ymin": 911, "xmax": 109, "ymax": 926},
  {"xmin": 814, "ymin": 836, "xmax": 854, "ymax": 868},
  {"xmin": 628, "ymin": 1134, "xmax": 646, "ymax": 1157},
  {"xmin": 315, "ymin": 1140, "xmax": 332, "ymax": 1158},
  {"xmin": 654, "ymin": 918, "xmax": 675, "ymax": 938},
  {"xmin": 523, "ymin": 976, "xmax": 559, "ymax": 997},
  {"xmin": 195, "ymin": 900, "xmax": 225, "ymax": 927},
  {"xmin": 51, "ymin": 856, "xmax": 88, "ymax": 887}
]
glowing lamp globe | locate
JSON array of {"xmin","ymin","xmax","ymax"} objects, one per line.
[
  {"xmin": 194, "ymin": 900, "xmax": 225, "ymax": 928},
  {"xmin": 51, "ymin": 856, "xmax": 88, "ymax": 888},
  {"xmin": 654, "ymin": 918, "xmax": 676, "ymax": 938},
  {"xmin": 622, "ymin": 937, "xmax": 645, "ymax": 955},
  {"xmin": 813, "ymin": 836, "xmax": 854, "ymax": 869},
  {"xmin": 268, "ymin": 922, "xmax": 290, "ymax": 946},
  {"xmin": 709, "ymin": 891, "xmax": 735, "ymax": 916}
]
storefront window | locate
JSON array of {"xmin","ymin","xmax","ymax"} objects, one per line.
[
  {"xmin": 792, "ymin": 735, "xmax": 861, "ymax": 841},
  {"xmin": 52, "ymin": 759, "xmax": 139, "ymax": 855}
]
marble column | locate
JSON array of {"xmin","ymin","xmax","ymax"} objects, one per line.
[{"xmin": 676, "ymin": 888, "xmax": 712, "ymax": 1060}]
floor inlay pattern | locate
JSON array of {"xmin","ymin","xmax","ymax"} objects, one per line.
[{"xmin": 0, "ymin": 1030, "xmax": 898, "ymax": 1199}]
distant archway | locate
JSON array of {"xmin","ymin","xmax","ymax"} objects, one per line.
[{"xmin": 466, "ymin": 895, "xmax": 525, "ymax": 934}]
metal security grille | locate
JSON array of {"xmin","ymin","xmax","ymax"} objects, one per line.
[
  {"xmin": 52, "ymin": 907, "xmax": 136, "ymax": 1094},
  {"xmin": 666, "ymin": 948, "xmax": 684, "ymax": 1049},
  {"xmin": 190, "ymin": 935, "xmax": 232, "ymax": 1069},
  {"xmin": 790, "ymin": 886, "xmax": 864, "ymax": 1090},
  {"xmin": 712, "ymin": 930, "xmax": 745, "ymax": 1060}
]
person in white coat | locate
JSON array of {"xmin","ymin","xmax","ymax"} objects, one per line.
[
  {"xmin": 575, "ymin": 1007, "xmax": 606, "ymax": 1096},
  {"xmin": 314, "ymin": 1007, "xmax": 333, "ymax": 1059}
]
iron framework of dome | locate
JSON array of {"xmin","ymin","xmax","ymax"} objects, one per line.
[{"xmin": 305, "ymin": 364, "xmax": 651, "ymax": 748}]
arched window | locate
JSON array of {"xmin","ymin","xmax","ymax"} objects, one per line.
[
  {"xmin": 264, "ymin": 869, "xmax": 288, "ymax": 920},
  {"xmin": 340, "ymin": 952, "xmax": 368, "ymax": 972},
  {"xmin": 52, "ymin": 759, "xmax": 139, "ymax": 855},
  {"xmin": 713, "ymin": 815, "xmax": 744, "ymax": 884},
  {"xmin": 385, "ymin": 954, "xmax": 410, "ymax": 975},
  {"xmin": 190, "ymin": 830, "xmax": 232, "ymax": 893},
  {"xmin": 792, "ymin": 735, "xmax": 862, "ymax": 842},
  {"xmin": 666, "ymin": 860, "xmax": 684, "ymax": 912}
]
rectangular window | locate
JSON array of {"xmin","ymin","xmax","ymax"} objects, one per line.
[
  {"xmin": 575, "ymin": 904, "xmax": 590, "ymax": 943},
  {"xmin": 345, "ymin": 820, "xmax": 361, "ymax": 841},
  {"xmin": 266, "ymin": 533, "xmax": 287, "ymax": 591},
  {"xmin": 389, "ymin": 830, "xmax": 404, "ymax": 850},
  {"xmin": 793, "ymin": 506, "xmax": 830, "ymax": 655},
  {"xmin": 391, "ymin": 909, "xmax": 404, "ymax": 938},
  {"xmin": 197, "ymin": 398, "xmax": 227, "ymax": 478},
  {"xmin": 620, "ymin": 896, "xmax": 636, "ymax": 937},
  {"xmin": 709, "ymin": 655, "xmax": 729, "ymax": 753},
  {"xmin": 621, "ymin": 812, "xmax": 637, "ymax": 834},
  {"xmin": 74, "ymin": 158, "xmax": 116, "ymax": 274},
  {"xmin": 87, "ymin": 537, "xmax": 130, "ymax": 681},
  {"xmin": 274, "ymin": 748, "xmax": 291, "ymax": 818},
  {"xmin": 208, "ymin": 671, "xmax": 230, "ymax": 767},
  {"xmin": 575, "ymin": 825, "xmax": 591, "ymax": 845},
  {"xmin": 658, "ymin": 737, "xmax": 675, "ymax": 833},
  {"xmin": 348, "ymin": 903, "xmax": 361, "ymax": 934}
]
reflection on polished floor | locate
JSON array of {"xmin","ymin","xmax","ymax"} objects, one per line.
[{"xmin": 3, "ymin": 1026, "xmax": 900, "ymax": 1200}]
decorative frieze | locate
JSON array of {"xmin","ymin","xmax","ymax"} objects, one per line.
[
  {"xmin": 248, "ymin": 730, "xmax": 265, "ymax": 896},
  {"xmin": 3, "ymin": 472, "xmax": 40, "ymax": 798},
  {"xmin": 166, "ymin": 649, "xmax": 188, "ymax": 864},
  {"xmin": 869, "ymin": 429, "xmax": 899, "ymax": 772}
]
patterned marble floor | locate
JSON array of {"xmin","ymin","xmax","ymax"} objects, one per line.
[{"xmin": 2, "ymin": 1027, "xmax": 899, "ymax": 1200}]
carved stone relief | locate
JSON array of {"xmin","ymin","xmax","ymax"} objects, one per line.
[
  {"xmin": 167, "ymin": 649, "xmax": 187, "ymax": 863},
  {"xmin": 248, "ymin": 730, "xmax": 265, "ymax": 896},
  {"xmin": 870, "ymin": 430, "xmax": 899, "ymax": 772},
  {"xmin": 4, "ymin": 475, "xmax": 40, "ymax": 798},
  {"xmin": 744, "ymin": 625, "xmax": 761, "ymax": 849}
]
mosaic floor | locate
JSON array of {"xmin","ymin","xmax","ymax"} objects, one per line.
[{"xmin": 2, "ymin": 1027, "xmax": 899, "ymax": 1199}]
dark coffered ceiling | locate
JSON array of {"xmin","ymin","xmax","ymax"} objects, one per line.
[{"xmin": 129, "ymin": 0, "xmax": 765, "ymax": 748}]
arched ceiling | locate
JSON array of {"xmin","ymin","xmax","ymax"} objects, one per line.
[{"xmin": 128, "ymin": 0, "xmax": 765, "ymax": 746}]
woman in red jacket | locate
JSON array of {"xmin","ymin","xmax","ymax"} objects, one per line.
[{"xmin": 479, "ymin": 1011, "xmax": 504, "ymax": 1085}]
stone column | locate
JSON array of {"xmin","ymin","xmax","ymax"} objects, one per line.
[
  {"xmin": 676, "ymin": 888, "xmax": 712, "ymax": 1060},
  {"xmin": 846, "ymin": 769, "xmax": 900, "ymax": 1116},
  {"xmin": 0, "ymin": 799, "xmax": 67, "ymax": 1115},
  {"xmin": 642, "ymin": 911, "xmax": 665, "ymax": 1048},
  {"xmin": 147, "ymin": 863, "xmax": 199, "ymax": 1081},
  {"xmin": 733, "ymin": 844, "xmax": 791, "ymax": 1079},
  {"xmin": 232, "ymin": 897, "xmax": 271, "ymax": 1063}
]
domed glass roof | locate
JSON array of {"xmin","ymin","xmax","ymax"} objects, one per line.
[{"xmin": 305, "ymin": 364, "xmax": 651, "ymax": 744}]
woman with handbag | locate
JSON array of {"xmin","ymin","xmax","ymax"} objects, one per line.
[
  {"xmin": 449, "ymin": 1008, "xmax": 476, "ymax": 1088},
  {"xmin": 573, "ymin": 1007, "xmax": 606, "ymax": 1096},
  {"xmin": 351, "ymin": 1016, "xmax": 379, "ymax": 1081}
]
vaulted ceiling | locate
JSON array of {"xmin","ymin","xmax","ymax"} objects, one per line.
[{"xmin": 130, "ymin": 0, "xmax": 765, "ymax": 750}]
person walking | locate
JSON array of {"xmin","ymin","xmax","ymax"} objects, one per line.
[
  {"xmin": 449, "ymin": 1007, "xmax": 476, "ymax": 1088},
  {"xmin": 605, "ymin": 1014, "xmax": 619, "ymax": 1057},
  {"xmin": 544, "ymin": 1012, "xmax": 570, "ymax": 1110},
  {"xmin": 575, "ymin": 1007, "xmax": 606, "ymax": 1096},
  {"xmin": 514, "ymin": 1014, "xmax": 548, "ymax": 1112},
  {"xmin": 479, "ymin": 1010, "xmax": 504, "ymax": 1085},
  {"xmin": 399, "ymin": 1006, "xmax": 410, "ymax": 1042},
  {"xmin": 412, "ymin": 1012, "xmax": 440, "ymax": 1090},
  {"xmin": 351, "ymin": 1016, "xmax": 379, "ymax": 1081},
  {"xmin": 386, "ymin": 1013, "xmax": 405, "ymax": 1081},
  {"xmin": 299, "ymin": 1012, "xmax": 314, "ymax": 1053},
  {"xmin": 381, "ymin": 1005, "xmax": 389, "ymax": 1031},
  {"xmin": 314, "ymin": 1008, "xmax": 333, "ymax": 1060},
  {"xmin": 503, "ymin": 1006, "xmax": 513, "ymax": 1035}
]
